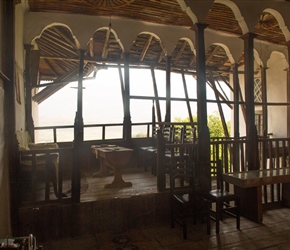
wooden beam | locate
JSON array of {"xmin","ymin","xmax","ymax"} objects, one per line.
[
  {"xmin": 209, "ymin": 71, "xmax": 229, "ymax": 138},
  {"xmin": 205, "ymin": 45, "xmax": 219, "ymax": 65},
  {"xmin": 173, "ymin": 40, "xmax": 187, "ymax": 65},
  {"xmin": 118, "ymin": 63, "xmax": 126, "ymax": 114},
  {"xmin": 151, "ymin": 66, "xmax": 162, "ymax": 123},
  {"xmin": 102, "ymin": 29, "xmax": 111, "ymax": 59},
  {"xmin": 89, "ymin": 38, "xmax": 94, "ymax": 58},
  {"xmin": 158, "ymin": 42, "xmax": 166, "ymax": 63},
  {"xmin": 44, "ymin": 58, "xmax": 59, "ymax": 77},
  {"xmin": 140, "ymin": 35, "xmax": 153, "ymax": 61},
  {"xmin": 51, "ymin": 26, "xmax": 79, "ymax": 51},
  {"xmin": 181, "ymin": 68, "xmax": 193, "ymax": 123}
]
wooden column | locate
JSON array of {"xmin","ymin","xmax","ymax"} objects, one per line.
[
  {"xmin": 261, "ymin": 66, "xmax": 268, "ymax": 138},
  {"xmin": 24, "ymin": 44, "xmax": 35, "ymax": 140},
  {"xmin": 241, "ymin": 32, "xmax": 259, "ymax": 170},
  {"xmin": 192, "ymin": 23, "xmax": 210, "ymax": 193},
  {"xmin": 165, "ymin": 55, "xmax": 171, "ymax": 122},
  {"xmin": 4, "ymin": 0, "xmax": 17, "ymax": 236},
  {"xmin": 123, "ymin": 52, "xmax": 132, "ymax": 141},
  {"xmin": 233, "ymin": 63, "xmax": 240, "ymax": 171},
  {"xmin": 72, "ymin": 49, "xmax": 85, "ymax": 203},
  {"xmin": 283, "ymin": 42, "xmax": 290, "ymax": 207}
]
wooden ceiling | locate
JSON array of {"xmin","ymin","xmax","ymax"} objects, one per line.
[{"xmin": 26, "ymin": 0, "xmax": 288, "ymax": 102}]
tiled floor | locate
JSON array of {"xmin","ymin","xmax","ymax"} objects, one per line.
[{"xmin": 42, "ymin": 207, "xmax": 290, "ymax": 249}]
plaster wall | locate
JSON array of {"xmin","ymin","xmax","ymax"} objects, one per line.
[
  {"xmin": 267, "ymin": 52, "xmax": 288, "ymax": 138},
  {"xmin": 15, "ymin": 4, "xmax": 26, "ymax": 132}
]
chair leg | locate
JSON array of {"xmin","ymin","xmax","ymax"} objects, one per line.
[
  {"xmin": 182, "ymin": 217, "xmax": 187, "ymax": 239},
  {"xmin": 236, "ymin": 197, "xmax": 240, "ymax": 230},
  {"xmin": 216, "ymin": 201, "xmax": 221, "ymax": 234},
  {"xmin": 206, "ymin": 199, "xmax": 211, "ymax": 235}
]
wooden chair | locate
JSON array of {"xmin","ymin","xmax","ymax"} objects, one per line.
[
  {"xmin": 16, "ymin": 130, "xmax": 60, "ymax": 200},
  {"xmin": 168, "ymin": 142, "xmax": 197, "ymax": 239},
  {"xmin": 205, "ymin": 159, "xmax": 240, "ymax": 234}
]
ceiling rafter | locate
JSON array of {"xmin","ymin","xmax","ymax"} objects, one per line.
[
  {"xmin": 102, "ymin": 29, "xmax": 111, "ymax": 59},
  {"xmin": 51, "ymin": 26, "xmax": 79, "ymax": 51},
  {"xmin": 173, "ymin": 40, "xmax": 187, "ymax": 66},
  {"xmin": 206, "ymin": 45, "xmax": 220, "ymax": 66},
  {"xmin": 89, "ymin": 38, "xmax": 94, "ymax": 57},
  {"xmin": 41, "ymin": 33, "xmax": 77, "ymax": 57},
  {"xmin": 140, "ymin": 35, "xmax": 153, "ymax": 61}
]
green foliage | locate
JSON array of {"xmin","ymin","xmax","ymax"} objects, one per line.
[{"xmin": 174, "ymin": 111, "xmax": 230, "ymax": 138}]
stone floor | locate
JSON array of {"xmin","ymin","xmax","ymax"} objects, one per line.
[{"xmin": 42, "ymin": 207, "xmax": 290, "ymax": 250}]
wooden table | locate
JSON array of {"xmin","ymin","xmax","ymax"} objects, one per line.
[
  {"xmin": 91, "ymin": 145, "xmax": 116, "ymax": 177},
  {"xmin": 223, "ymin": 167, "xmax": 290, "ymax": 223},
  {"xmin": 91, "ymin": 145, "xmax": 133, "ymax": 188}
]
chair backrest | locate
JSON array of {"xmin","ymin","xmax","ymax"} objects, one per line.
[
  {"xmin": 211, "ymin": 159, "xmax": 224, "ymax": 191},
  {"xmin": 181, "ymin": 126, "xmax": 197, "ymax": 144},
  {"xmin": 168, "ymin": 143, "xmax": 197, "ymax": 193}
]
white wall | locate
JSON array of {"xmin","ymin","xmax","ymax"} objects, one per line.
[
  {"xmin": 267, "ymin": 52, "xmax": 288, "ymax": 138},
  {"xmin": 15, "ymin": 3, "xmax": 27, "ymax": 132}
]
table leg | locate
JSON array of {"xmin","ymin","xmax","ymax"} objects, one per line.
[
  {"xmin": 92, "ymin": 158, "xmax": 113, "ymax": 177},
  {"xmin": 235, "ymin": 186, "xmax": 263, "ymax": 223},
  {"xmin": 104, "ymin": 168, "xmax": 132, "ymax": 189}
]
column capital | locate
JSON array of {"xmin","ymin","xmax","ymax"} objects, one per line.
[
  {"xmin": 239, "ymin": 32, "xmax": 257, "ymax": 41},
  {"xmin": 191, "ymin": 23, "xmax": 208, "ymax": 32}
]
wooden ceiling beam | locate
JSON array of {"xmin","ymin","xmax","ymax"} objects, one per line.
[
  {"xmin": 89, "ymin": 38, "xmax": 94, "ymax": 57},
  {"xmin": 44, "ymin": 59, "xmax": 59, "ymax": 77},
  {"xmin": 42, "ymin": 32, "xmax": 78, "ymax": 56},
  {"xmin": 206, "ymin": 45, "xmax": 220, "ymax": 65},
  {"xmin": 51, "ymin": 26, "xmax": 79, "ymax": 51},
  {"xmin": 102, "ymin": 29, "xmax": 111, "ymax": 59},
  {"xmin": 140, "ymin": 35, "xmax": 153, "ymax": 61},
  {"xmin": 173, "ymin": 40, "xmax": 187, "ymax": 65}
]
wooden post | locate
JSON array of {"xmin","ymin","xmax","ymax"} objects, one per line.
[
  {"xmin": 123, "ymin": 52, "xmax": 132, "ymax": 141},
  {"xmin": 181, "ymin": 68, "xmax": 193, "ymax": 123},
  {"xmin": 151, "ymin": 66, "xmax": 162, "ymax": 123},
  {"xmin": 72, "ymin": 49, "xmax": 85, "ymax": 203},
  {"xmin": 4, "ymin": 0, "xmax": 18, "ymax": 236},
  {"xmin": 233, "ymin": 63, "xmax": 240, "ymax": 171},
  {"xmin": 192, "ymin": 23, "xmax": 210, "ymax": 193},
  {"xmin": 241, "ymin": 32, "xmax": 259, "ymax": 170},
  {"xmin": 165, "ymin": 55, "xmax": 171, "ymax": 122},
  {"xmin": 209, "ymin": 71, "xmax": 229, "ymax": 138}
]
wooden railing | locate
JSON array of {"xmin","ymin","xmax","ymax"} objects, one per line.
[{"xmin": 34, "ymin": 122, "xmax": 155, "ymax": 143}]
